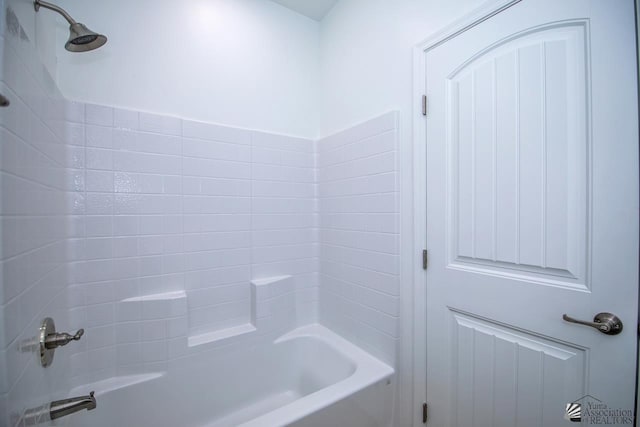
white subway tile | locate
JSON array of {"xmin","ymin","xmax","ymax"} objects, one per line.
[
  {"xmin": 113, "ymin": 128, "xmax": 137, "ymax": 151},
  {"xmin": 317, "ymin": 130, "xmax": 395, "ymax": 168},
  {"xmin": 182, "ymin": 120, "xmax": 250, "ymax": 144},
  {"xmin": 167, "ymin": 337, "xmax": 188, "ymax": 359},
  {"xmin": 116, "ymin": 343, "xmax": 141, "ymax": 366},
  {"xmin": 84, "ymin": 238, "xmax": 114, "ymax": 261},
  {"xmin": 166, "ymin": 317, "xmax": 187, "ymax": 338},
  {"xmin": 141, "ymin": 340, "xmax": 167, "ymax": 362},
  {"xmin": 117, "ymin": 301, "xmax": 141, "ymax": 322},
  {"xmin": 112, "ymin": 237, "xmax": 138, "ymax": 258},
  {"xmin": 68, "ymin": 145, "xmax": 85, "ymax": 169},
  {"xmin": 86, "ymin": 325, "xmax": 116, "ymax": 349},
  {"xmin": 182, "ymin": 231, "xmax": 250, "ymax": 252},
  {"xmin": 184, "ymin": 265, "xmax": 250, "ymax": 290},
  {"xmin": 138, "ymin": 236, "xmax": 164, "ymax": 256},
  {"xmin": 182, "ymin": 214, "xmax": 250, "ymax": 233},
  {"xmin": 114, "ymin": 151, "xmax": 181, "ymax": 176},
  {"xmin": 65, "ymin": 101, "xmax": 85, "ymax": 123},
  {"xmin": 85, "ymin": 216, "xmax": 113, "ymax": 237},
  {"xmin": 65, "ymin": 122, "xmax": 85, "ymax": 146},
  {"xmin": 183, "ymin": 137, "xmax": 251, "ymax": 161},
  {"xmin": 252, "ymin": 197, "xmax": 315, "ymax": 214},
  {"xmin": 114, "ymin": 108, "xmax": 139, "ymax": 130},
  {"xmin": 86, "ymin": 125, "xmax": 113, "ymax": 149},
  {"xmin": 116, "ymin": 322, "xmax": 141, "ymax": 344},
  {"xmin": 84, "ymin": 303, "xmax": 114, "ymax": 328},
  {"xmin": 142, "ymin": 299, "xmax": 170, "ymax": 320},
  {"xmin": 138, "ymin": 255, "xmax": 163, "ymax": 277},
  {"xmin": 142, "ymin": 319, "xmax": 166, "ymax": 341},
  {"xmin": 86, "ymin": 170, "xmax": 114, "ymax": 192},
  {"xmin": 86, "ymin": 147, "xmax": 114, "ymax": 171},
  {"xmin": 251, "ymin": 131, "xmax": 313, "ymax": 153},
  {"xmin": 319, "ymin": 193, "xmax": 397, "ymax": 214},
  {"xmin": 86, "ymin": 104, "xmax": 114, "ymax": 127},
  {"xmin": 252, "ymin": 214, "xmax": 316, "ymax": 230},
  {"xmin": 318, "ymin": 152, "xmax": 396, "ymax": 183},
  {"xmin": 139, "ymin": 112, "xmax": 181, "ymax": 136},
  {"xmin": 85, "ymin": 193, "xmax": 114, "ymax": 215},
  {"xmin": 136, "ymin": 132, "xmax": 181, "ymax": 156},
  {"xmin": 113, "ymin": 216, "xmax": 138, "ymax": 236},
  {"xmin": 183, "ymin": 157, "xmax": 250, "ymax": 180}
]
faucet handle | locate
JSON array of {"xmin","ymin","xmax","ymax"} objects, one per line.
[
  {"xmin": 45, "ymin": 328, "xmax": 84, "ymax": 349},
  {"xmin": 39, "ymin": 318, "xmax": 86, "ymax": 367},
  {"xmin": 72, "ymin": 329, "xmax": 85, "ymax": 341}
]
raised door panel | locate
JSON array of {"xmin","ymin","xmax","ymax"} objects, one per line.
[
  {"xmin": 448, "ymin": 22, "xmax": 589, "ymax": 289},
  {"xmin": 450, "ymin": 310, "xmax": 586, "ymax": 427}
]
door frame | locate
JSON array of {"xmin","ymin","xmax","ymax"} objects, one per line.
[{"xmin": 410, "ymin": 0, "xmax": 640, "ymax": 424}]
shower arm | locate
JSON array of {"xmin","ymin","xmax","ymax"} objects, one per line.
[{"xmin": 34, "ymin": 0, "xmax": 77, "ymax": 25}]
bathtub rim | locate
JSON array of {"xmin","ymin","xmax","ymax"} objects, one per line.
[
  {"xmin": 237, "ymin": 323, "xmax": 395, "ymax": 427},
  {"xmin": 66, "ymin": 323, "xmax": 394, "ymax": 427}
]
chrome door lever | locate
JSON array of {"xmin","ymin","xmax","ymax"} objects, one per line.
[{"xmin": 562, "ymin": 312, "xmax": 623, "ymax": 335}]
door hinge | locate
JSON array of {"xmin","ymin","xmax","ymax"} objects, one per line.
[
  {"xmin": 422, "ymin": 250, "xmax": 428, "ymax": 270},
  {"xmin": 422, "ymin": 95, "xmax": 427, "ymax": 116},
  {"xmin": 422, "ymin": 402, "xmax": 428, "ymax": 423}
]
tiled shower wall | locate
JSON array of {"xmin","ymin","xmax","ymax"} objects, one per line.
[
  {"xmin": 64, "ymin": 102, "xmax": 319, "ymax": 385},
  {"xmin": 1, "ymin": 8, "xmax": 399, "ymax": 417},
  {"xmin": 64, "ymin": 106, "xmax": 400, "ymax": 387},
  {"xmin": 0, "ymin": 8, "xmax": 70, "ymax": 426},
  {"xmin": 317, "ymin": 112, "xmax": 400, "ymax": 366}
]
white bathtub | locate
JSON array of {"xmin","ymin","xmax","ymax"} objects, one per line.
[{"xmin": 65, "ymin": 325, "xmax": 394, "ymax": 427}]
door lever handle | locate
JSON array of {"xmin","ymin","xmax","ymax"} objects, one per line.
[{"xmin": 562, "ymin": 312, "xmax": 623, "ymax": 335}]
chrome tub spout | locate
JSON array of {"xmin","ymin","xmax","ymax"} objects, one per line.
[
  {"xmin": 50, "ymin": 391, "xmax": 96, "ymax": 420},
  {"xmin": 23, "ymin": 392, "xmax": 96, "ymax": 425}
]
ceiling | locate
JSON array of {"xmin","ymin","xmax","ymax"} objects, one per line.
[{"xmin": 270, "ymin": 0, "xmax": 339, "ymax": 21}]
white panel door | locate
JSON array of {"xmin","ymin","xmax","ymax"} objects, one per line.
[{"xmin": 424, "ymin": 0, "xmax": 638, "ymax": 425}]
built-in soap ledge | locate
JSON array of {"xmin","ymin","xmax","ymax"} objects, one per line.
[
  {"xmin": 122, "ymin": 291, "xmax": 186, "ymax": 302},
  {"xmin": 188, "ymin": 323, "xmax": 257, "ymax": 348},
  {"xmin": 70, "ymin": 373, "xmax": 164, "ymax": 397},
  {"xmin": 119, "ymin": 291, "xmax": 187, "ymax": 320},
  {"xmin": 251, "ymin": 275, "xmax": 295, "ymax": 321},
  {"xmin": 187, "ymin": 275, "xmax": 296, "ymax": 348}
]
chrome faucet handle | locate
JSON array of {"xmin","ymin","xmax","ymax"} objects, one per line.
[
  {"xmin": 44, "ymin": 328, "xmax": 84, "ymax": 349},
  {"xmin": 39, "ymin": 318, "xmax": 85, "ymax": 367}
]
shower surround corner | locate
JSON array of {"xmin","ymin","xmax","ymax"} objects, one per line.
[{"xmin": 1, "ymin": 18, "xmax": 400, "ymax": 420}]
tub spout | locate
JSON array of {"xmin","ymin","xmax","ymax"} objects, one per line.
[{"xmin": 50, "ymin": 391, "xmax": 96, "ymax": 420}]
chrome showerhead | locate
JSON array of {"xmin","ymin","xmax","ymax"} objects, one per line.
[
  {"xmin": 34, "ymin": 0, "xmax": 107, "ymax": 52},
  {"xmin": 66, "ymin": 23, "xmax": 107, "ymax": 52}
]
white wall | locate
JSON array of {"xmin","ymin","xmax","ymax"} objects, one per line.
[
  {"xmin": 52, "ymin": 0, "xmax": 320, "ymax": 139},
  {"xmin": 319, "ymin": 0, "xmax": 485, "ymax": 136},
  {"xmin": 4, "ymin": 0, "xmax": 58, "ymax": 78}
]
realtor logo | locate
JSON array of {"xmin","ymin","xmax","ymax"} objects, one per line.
[
  {"xmin": 565, "ymin": 395, "xmax": 601, "ymax": 422},
  {"xmin": 564, "ymin": 402, "xmax": 582, "ymax": 422},
  {"xmin": 565, "ymin": 395, "xmax": 634, "ymax": 425}
]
